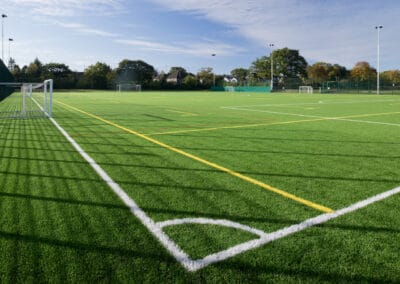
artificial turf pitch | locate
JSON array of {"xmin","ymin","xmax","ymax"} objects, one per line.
[{"xmin": 0, "ymin": 91, "xmax": 399, "ymax": 282}]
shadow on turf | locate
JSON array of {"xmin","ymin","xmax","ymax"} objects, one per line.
[
  {"xmin": 0, "ymin": 143, "xmax": 162, "ymax": 156},
  {"xmin": 165, "ymin": 133, "xmax": 400, "ymax": 146},
  {"xmin": 0, "ymin": 191, "xmax": 127, "ymax": 210},
  {"xmin": 0, "ymin": 230, "xmax": 173, "ymax": 262},
  {"xmin": 162, "ymin": 142, "xmax": 400, "ymax": 159},
  {"xmin": 2, "ymin": 117, "xmax": 398, "ymax": 281},
  {"xmin": 215, "ymin": 260, "xmax": 395, "ymax": 283},
  {"xmin": 4, "ymin": 154, "xmax": 397, "ymax": 185},
  {"xmin": 241, "ymin": 171, "xmax": 400, "ymax": 184},
  {"xmin": 0, "ymin": 169, "xmax": 231, "ymax": 194}
]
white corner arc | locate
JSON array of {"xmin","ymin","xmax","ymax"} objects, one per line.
[{"xmin": 49, "ymin": 111, "xmax": 400, "ymax": 272}]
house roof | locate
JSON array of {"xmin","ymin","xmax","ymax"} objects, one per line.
[{"xmin": 167, "ymin": 71, "xmax": 181, "ymax": 80}]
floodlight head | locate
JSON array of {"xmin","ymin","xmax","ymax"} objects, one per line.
[
  {"xmin": 269, "ymin": 43, "xmax": 274, "ymax": 47},
  {"xmin": 375, "ymin": 25, "xmax": 383, "ymax": 29},
  {"xmin": 211, "ymin": 54, "xmax": 216, "ymax": 56}
]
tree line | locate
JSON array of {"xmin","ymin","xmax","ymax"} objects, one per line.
[
  {"xmin": 8, "ymin": 47, "xmax": 400, "ymax": 90},
  {"xmin": 9, "ymin": 58, "xmax": 217, "ymax": 90},
  {"xmin": 242, "ymin": 48, "xmax": 400, "ymax": 89}
]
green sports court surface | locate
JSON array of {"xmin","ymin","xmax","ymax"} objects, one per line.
[{"xmin": 0, "ymin": 91, "xmax": 399, "ymax": 282}]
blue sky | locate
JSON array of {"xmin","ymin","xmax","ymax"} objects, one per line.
[{"xmin": 1, "ymin": 0, "xmax": 399, "ymax": 74}]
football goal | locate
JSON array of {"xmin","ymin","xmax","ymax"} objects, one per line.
[
  {"xmin": 117, "ymin": 83, "xmax": 141, "ymax": 92},
  {"xmin": 299, "ymin": 86, "xmax": 313, "ymax": 94},
  {"xmin": 0, "ymin": 79, "xmax": 53, "ymax": 119}
]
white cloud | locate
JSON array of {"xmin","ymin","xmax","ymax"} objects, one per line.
[
  {"xmin": 115, "ymin": 38, "xmax": 243, "ymax": 57},
  {"xmin": 4, "ymin": 0, "xmax": 122, "ymax": 16},
  {"xmin": 55, "ymin": 21, "xmax": 119, "ymax": 37},
  {"xmin": 149, "ymin": 0, "xmax": 399, "ymax": 69}
]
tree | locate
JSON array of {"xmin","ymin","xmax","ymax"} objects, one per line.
[
  {"xmin": 350, "ymin": 61, "xmax": 376, "ymax": 82},
  {"xmin": 115, "ymin": 59, "xmax": 156, "ymax": 86},
  {"xmin": 25, "ymin": 58, "xmax": 43, "ymax": 82},
  {"xmin": 230, "ymin": 68, "xmax": 248, "ymax": 85},
  {"xmin": 197, "ymin": 67, "xmax": 214, "ymax": 88},
  {"xmin": 150, "ymin": 71, "xmax": 167, "ymax": 90},
  {"xmin": 249, "ymin": 56, "xmax": 269, "ymax": 81},
  {"xmin": 41, "ymin": 63, "xmax": 76, "ymax": 88},
  {"xmin": 7, "ymin": 57, "xmax": 16, "ymax": 71},
  {"xmin": 328, "ymin": 64, "xmax": 348, "ymax": 80},
  {"xmin": 307, "ymin": 62, "xmax": 348, "ymax": 84},
  {"xmin": 182, "ymin": 74, "xmax": 198, "ymax": 89},
  {"xmin": 380, "ymin": 70, "xmax": 400, "ymax": 85},
  {"xmin": 11, "ymin": 64, "xmax": 21, "ymax": 82},
  {"xmin": 272, "ymin": 48, "xmax": 308, "ymax": 79},
  {"xmin": 307, "ymin": 62, "xmax": 330, "ymax": 83},
  {"xmin": 249, "ymin": 48, "xmax": 308, "ymax": 85},
  {"xmin": 168, "ymin": 67, "xmax": 188, "ymax": 79},
  {"xmin": 82, "ymin": 62, "xmax": 112, "ymax": 89}
]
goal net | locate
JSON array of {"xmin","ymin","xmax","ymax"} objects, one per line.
[
  {"xmin": 117, "ymin": 83, "xmax": 141, "ymax": 92},
  {"xmin": 0, "ymin": 79, "xmax": 53, "ymax": 119},
  {"xmin": 299, "ymin": 86, "xmax": 313, "ymax": 94}
]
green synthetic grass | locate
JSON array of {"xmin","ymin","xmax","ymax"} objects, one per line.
[{"xmin": 0, "ymin": 90, "xmax": 400, "ymax": 282}]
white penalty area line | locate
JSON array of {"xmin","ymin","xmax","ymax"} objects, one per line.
[
  {"xmin": 48, "ymin": 114, "xmax": 400, "ymax": 272},
  {"xmin": 222, "ymin": 98, "xmax": 400, "ymax": 109},
  {"xmin": 222, "ymin": 107, "xmax": 400, "ymax": 127}
]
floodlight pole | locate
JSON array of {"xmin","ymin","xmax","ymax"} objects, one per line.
[
  {"xmin": 211, "ymin": 53, "xmax": 216, "ymax": 87},
  {"xmin": 375, "ymin": 25, "xmax": 383, "ymax": 95},
  {"xmin": 1, "ymin": 14, "xmax": 7, "ymax": 62},
  {"xmin": 8, "ymin": 38, "xmax": 13, "ymax": 67},
  {"xmin": 269, "ymin": 43, "xmax": 274, "ymax": 91}
]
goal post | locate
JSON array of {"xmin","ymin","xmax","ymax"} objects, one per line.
[
  {"xmin": 43, "ymin": 79, "xmax": 53, "ymax": 117},
  {"xmin": 117, "ymin": 83, "xmax": 141, "ymax": 92},
  {"xmin": 299, "ymin": 86, "xmax": 313, "ymax": 94},
  {"xmin": 0, "ymin": 79, "xmax": 53, "ymax": 118}
]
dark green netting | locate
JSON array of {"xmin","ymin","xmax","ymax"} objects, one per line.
[{"xmin": 0, "ymin": 59, "xmax": 14, "ymax": 101}]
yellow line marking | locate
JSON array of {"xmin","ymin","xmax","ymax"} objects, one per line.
[
  {"xmin": 148, "ymin": 111, "xmax": 400, "ymax": 136},
  {"xmin": 56, "ymin": 101, "xmax": 334, "ymax": 213},
  {"xmin": 338, "ymin": 111, "xmax": 400, "ymax": 119}
]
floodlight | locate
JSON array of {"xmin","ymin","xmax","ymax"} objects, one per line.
[
  {"xmin": 375, "ymin": 25, "xmax": 383, "ymax": 94},
  {"xmin": 268, "ymin": 43, "xmax": 275, "ymax": 91}
]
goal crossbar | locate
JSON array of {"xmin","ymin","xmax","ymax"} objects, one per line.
[
  {"xmin": 0, "ymin": 79, "xmax": 53, "ymax": 118},
  {"xmin": 117, "ymin": 83, "xmax": 141, "ymax": 92},
  {"xmin": 299, "ymin": 86, "xmax": 313, "ymax": 94}
]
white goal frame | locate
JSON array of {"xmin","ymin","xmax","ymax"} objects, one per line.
[
  {"xmin": 299, "ymin": 86, "xmax": 313, "ymax": 94},
  {"xmin": 117, "ymin": 83, "xmax": 142, "ymax": 92},
  {"xmin": 0, "ymin": 79, "xmax": 53, "ymax": 118}
]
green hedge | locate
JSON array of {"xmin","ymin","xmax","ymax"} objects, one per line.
[{"xmin": 211, "ymin": 86, "xmax": 271, "ymax": 93}]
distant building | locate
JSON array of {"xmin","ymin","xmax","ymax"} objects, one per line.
[
  {"xmin": 153, "ymin": 72, "xmax": 166, "ymax": 82},
  {"xmin": 223, "ymin": 75, "xmax": 238, "ymax": 84},
  {"xmin": 166, "ymin": 71, "xmax": 183, "ymax": 85}
]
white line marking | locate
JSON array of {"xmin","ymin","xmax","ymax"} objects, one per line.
[
  {"xmin": 222, "ymin": 107, "xmax": 400, "ymax": 127},
  {"xmin": 48, "ymin": 117, "xmax": 196, "ymax": 269},
  {"xmin": 48, "ymin": 103, "xmax": 400, "ymax": 272},
  {"xmin": 185, "ymin": 186, "xmax": 400, "ymax": 271},
  {"xmin": 157, "ymin": 218, "xmax": 268, "ymax": 238},
  {"xmin": 222, "ymin": 98, "xmax": 400, "ymax": 108}
]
